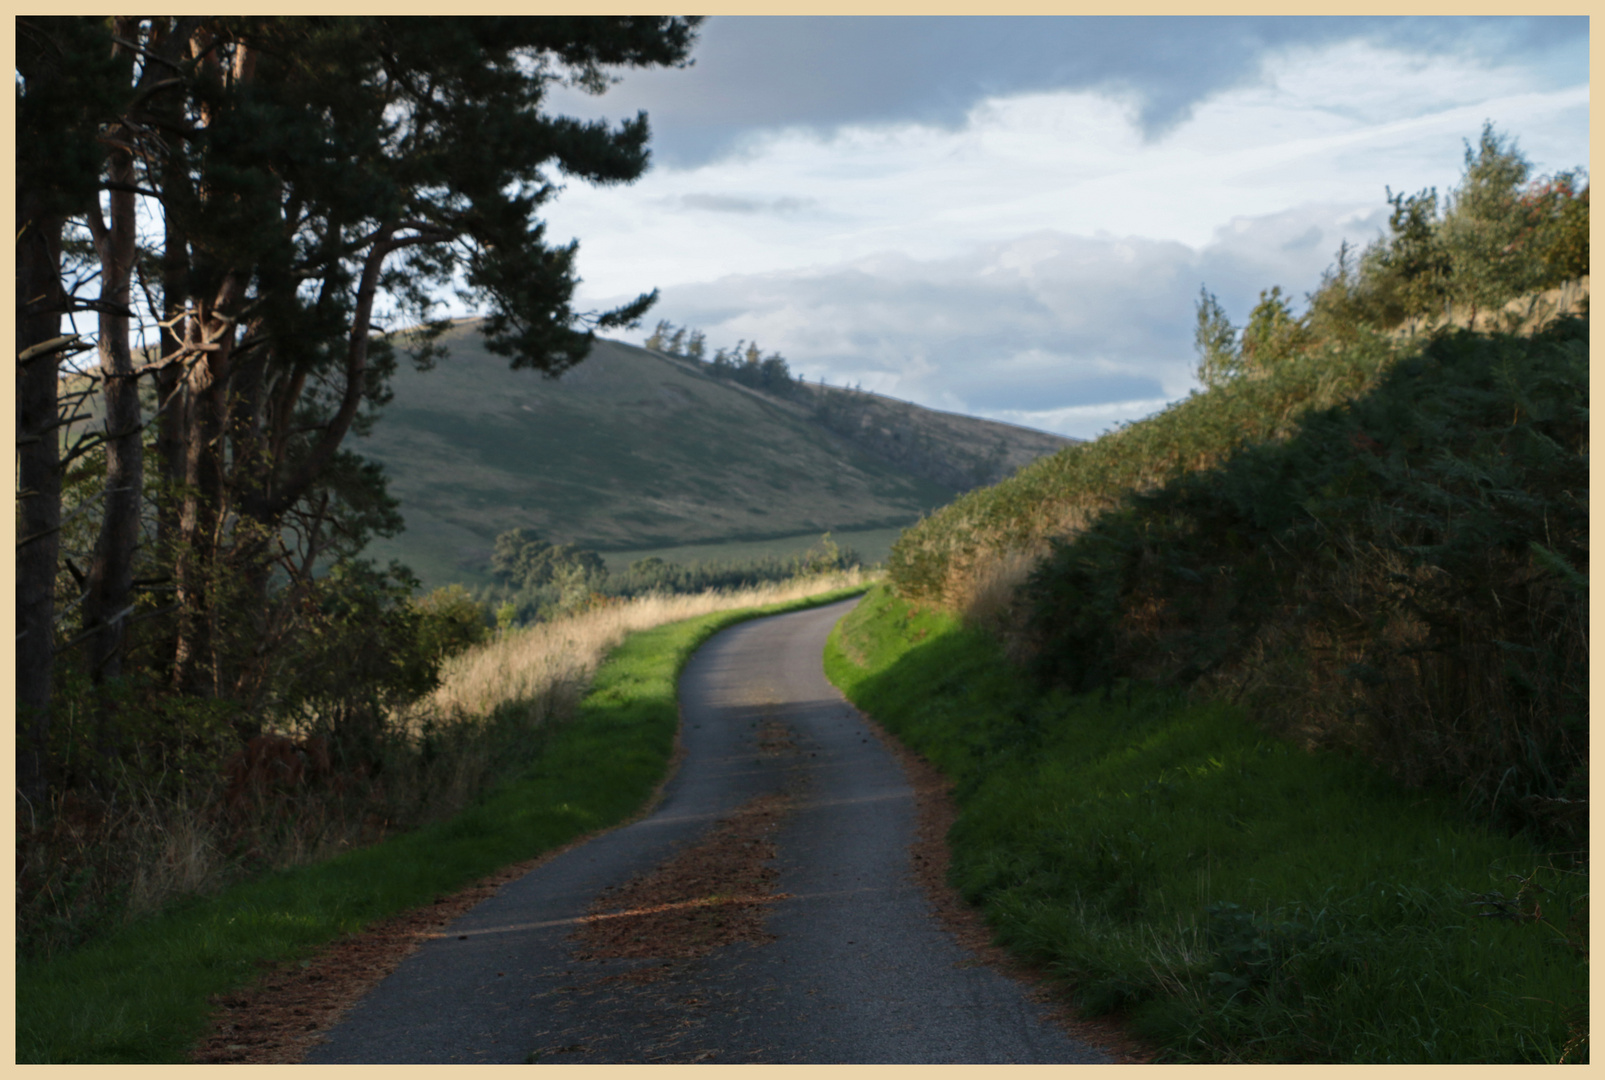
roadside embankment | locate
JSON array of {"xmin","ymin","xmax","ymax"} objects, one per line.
[{"xmin": 824, "ymin": 586, "xmax": 1587, "ymax": 1064}]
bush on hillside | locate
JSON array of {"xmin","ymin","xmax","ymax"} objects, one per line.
[
  {"xmin": 489, "ymin": 528, "xmax": 607, "ymax": 591},
  {"xmin": 1024, "ymin": 317, "xmax": 1588, "ymax": 839},
  {"xmin": 885, "ymin": 126, "xmax": 1588, "ymax": 839}
]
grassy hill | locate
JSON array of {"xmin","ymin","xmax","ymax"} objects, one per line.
[{"xmin": 356, "ymin": 321, "xmax": 1070, "ymax": 587}]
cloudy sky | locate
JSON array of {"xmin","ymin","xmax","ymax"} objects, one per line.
[{"xmin": 529, "ymin": 16, "xmax": 1588, "ymax": 439}]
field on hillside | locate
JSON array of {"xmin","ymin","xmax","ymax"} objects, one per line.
[
  {"xmin": 357, "ymin": 326, "xmax": 959, "ymax": 588},
  {"xmin": 595, "ymin": 525, "xmax": 908, "ymax": 574},
  {"xmin": 62, "ymin": 325, "xmax": 1065, "ymax": 594}
]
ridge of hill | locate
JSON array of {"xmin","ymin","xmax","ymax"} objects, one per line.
[
  {"xmin": 646, "ymin": 346, "xmax": 1072, "ymax": 491},
  {"xmin": 357, "ymin": 321, "xmax": 1072, "ymax": 587}
]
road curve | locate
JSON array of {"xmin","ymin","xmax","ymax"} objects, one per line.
[{"xmin": 308, "ymin": 598, "xmax": 1111, "ymax": 1064}]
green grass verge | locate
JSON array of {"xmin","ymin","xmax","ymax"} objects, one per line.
[
  {"xmin": 824, "ymin": 586, "xmax": 1587, "ymax": 1064},
  {"xmin": 17, "ymin": 584, "xmax": 867, "ymax": 1064}
]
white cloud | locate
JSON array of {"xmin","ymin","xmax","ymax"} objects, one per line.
[
  {"xmin": 635, "ymin": 209, "xmax": 1386, "ymax": 440},
  {"xmin": 530, "ymin": 35, "xmax": 1587, "ymax": 439},
  {"xmin": 988, "ymin": 399, "xmax": 1180, "ymax": 442}
]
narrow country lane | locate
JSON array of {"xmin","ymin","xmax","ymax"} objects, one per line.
[{"xmin": 307, "ymin": 598, "xmax": 1113, "ymax": 1064}]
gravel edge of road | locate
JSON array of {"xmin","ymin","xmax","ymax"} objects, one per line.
[{"xmin": 856, "ymin": 707, "xmax": 1159, "ymax": 1065}]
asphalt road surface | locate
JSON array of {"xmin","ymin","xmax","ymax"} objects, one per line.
[{"xmin": 308, "ymin": 598, "xmax": 1112, "ymax": 1064}]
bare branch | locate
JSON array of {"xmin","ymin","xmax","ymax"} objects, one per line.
[
  {"xmin": 98, "ymin": 179, "xmax": 164, "ymax": 200},
  {"xmin": 17, "ymin": 334, "xmax": 92, "ymax": 364}
]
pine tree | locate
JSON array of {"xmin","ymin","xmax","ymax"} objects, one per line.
[
  {"xmin": 14, "ymin": 16, "xmax": 701, "ymax": 773},
  {"xmin": 1193, "ymin": 287, "xmax": 1240, "ymax": 389},
  {"xmin": 1440, "ymin": 124, "xmax": 1539, "ymax": 325}
]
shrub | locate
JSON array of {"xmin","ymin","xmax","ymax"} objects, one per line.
[{"xmin": 1023, "ymin": 317, "xmax": 1588, "ymax": 838}]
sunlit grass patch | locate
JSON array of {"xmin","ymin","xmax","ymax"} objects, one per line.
[{"xmin": 825, "ymin": 586, "xmax": 1586, "ymax": 1063}]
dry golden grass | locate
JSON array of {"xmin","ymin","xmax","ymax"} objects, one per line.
[
  {"xmin": 415, "ymin": 568, "xmax": 875, "ymax": 727},
  {"xmin": 951, "ymin": 544, "xmax": 1045, "ymax": 660}
]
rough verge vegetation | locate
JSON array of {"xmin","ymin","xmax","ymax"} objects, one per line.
[{"xmin": 826, "ymin": 588, "xmax": 1586, "ymax": 1063}]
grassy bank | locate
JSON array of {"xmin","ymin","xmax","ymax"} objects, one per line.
[
  {"xmin": 825, "ymin": 586, "xmax": 1586, "ymax": 1063},
  {"xmin": 17, "ymin": 580, "xmax": 867, "ymax": 1064},
  {"xmin": 1022, "ymin": 318, "xmax": 1587, "ymax": 839}
]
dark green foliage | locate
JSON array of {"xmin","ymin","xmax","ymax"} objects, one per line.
[
  {"xmin": 19, "ymin": 559, "xmax": 500, "ymax": 960},
  {"xmin": 1361, "ymin": 186, "xmax": 1454, "ymax": 326},
  {"xmin": 1193, "ymin": 287, "xmax": 1242, "ymax": 388},
  {"xmin": 1350, "ymin": 124, "xmax": 1588, "ymax": 332},
  {"xmin": 1024, "ymin": 317, "xmax": 1588, "ymax": 838},
  {"xmin": 489, "ymin": 528, "xmax": 607, "ymax": 591},
  {"xmin": 1194, "ymin": 284, "xmax": 1315, "ymax": 388},
  {"xmin": 648, "ymin": 319, "xmax": 802, "ymax": 396},
  {"xmin": 604, "ymin": 533, "xmax": 860, "ymax": 598},
  {"xmin": 1534, "ymin": 180, "xmax": 1589, "ymax": 283},
  {"xmin": 276, "ymin": 561, "xmax": 445, "ymax": 741},
  {"xmin": 413, "ymin": 584, "xmax": 492, "ymax": 664},
  {"xmin": 1192, "ymin": 125, "xmax": 1589, "ymax": 382},
  {"xmin": 15, "ymin": 18, "xmax": 130, "ymax": 220},
  {"xmin": 43, "ymin": 668, "xmax": 242, "ymax": 802},
  {"xmin": 1237, "ymin": 285, "xmax": 1313, "ymax": 372}
]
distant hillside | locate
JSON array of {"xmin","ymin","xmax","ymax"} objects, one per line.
[
  {"xmin": 646, "ymin": 347, "xmax": 1071, "ymax": 491},
  {"xmin": 356, "ymin": 321, "xmax": 1071, "ymax": 585}
]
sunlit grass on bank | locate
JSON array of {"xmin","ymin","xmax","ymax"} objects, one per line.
[{"xmin": 825, "ymin": 586, "xmax": 1587, "ymax": 1064}]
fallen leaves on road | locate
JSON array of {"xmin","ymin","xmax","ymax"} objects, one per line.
[{"xmin": 572, "ymin": 785, "xmax": 795, "ymax": 968}]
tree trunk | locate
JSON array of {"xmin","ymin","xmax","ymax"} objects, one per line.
[
  {"xmin": 170, "ymin": 336, "xmax": 225, "ymax": 696},
  {"xmin": 171, "ymin": 287, "xmax": 246, "ymax": 697},
  {"xmin": 153, "ymin": 103, "xmax": 191, "ymax": 639},
  {"xmin": 82, "ymin": 139, "xmax": 142, "ymax": 705},
  {"xmin": 15, "ymin": 193, "xmax": 67, "ymax": 805}
]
